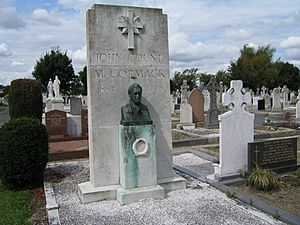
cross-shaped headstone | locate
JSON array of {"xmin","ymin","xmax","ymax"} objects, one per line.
[
  {"xmin": 222, "ymin": 80, "xmax": 251, "ymax": 112},
  {"xmin": 206, "ymin": 76, "xmax": 220, "ymax": 109},
  {"xmin": 181, "ymin": 80, "xmax": 189, "ymax": 103},
  {"xmin": 118, "ymin": 9, "xmax": 143, "ymax": 49}
]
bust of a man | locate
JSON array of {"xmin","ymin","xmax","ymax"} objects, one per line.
[{"xmin": 121, "ymin": 83, "xmax": 152, "ymax": 126}]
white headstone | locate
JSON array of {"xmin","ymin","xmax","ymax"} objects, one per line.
[
  {"xmin": 296, "ymin": 93, "xmax": 300, "ymax": 119},
  {"xmin": 203, "ymin": 89, "xmax": 210, "ymax": 111},
  {"xmin": 282, "ymin": 85, "xmax": 289, "ymax": 110},
  {"xmin": 214, "ymin": 80, "xmax": 254, "ymax": 180},
  {"xmin": 272, "ymin": 87, "xmax": 281, "ymax": 110},
  {"xmin": 79, "ymin": 4, "xmax": 185, "ymax": 204}
]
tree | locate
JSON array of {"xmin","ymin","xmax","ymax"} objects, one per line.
[
  {"xmin": 78, "ymin": 66, "xmax": 87, "ymax": 95},
  {"xmin": 227, "ymin": 44, "xmax": 300, "ymax": 90},
  {"xmin": 228, "ymin": 45, "xmax": 276, "ymax": 90},
  {"xmin": 170, "ymin": 68, "xmax": 200, "ymax": 93},
  {"xmin": 32, "ymin": 46, "xmax": 76, "ymax": 95}
]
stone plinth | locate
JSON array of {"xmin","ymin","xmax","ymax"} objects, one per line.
[{"xmin": 51, "ymin": 98, "xmax": 64, "ymax": 111}]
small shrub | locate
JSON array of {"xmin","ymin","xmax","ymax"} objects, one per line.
[
  {"xmin": 9, "ymin": 79, "xmax": 43, "ymax": 122},
  {"xmin": 248, "ymin": 167, "xmax": 281, "ymax": 192},
  {"xmin": 0, "ymin": 118, "xmax": 48, "ymax": 190}
]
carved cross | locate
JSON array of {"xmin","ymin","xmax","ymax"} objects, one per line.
[
  {"xmin": 261, "ymin": 86, "xmax": 267, "ymax": 96},
  {"xmin": 181, "ymin": 80, "xmax": 189, "ymax": 103},
  {"xmin": 206, "ymin": 76, "xmax": 219, "ymax": 109},
  {"xmin": 222, "ymin": 80, "xmax": 251, "ymax": 112},
  {"xmin": 118, "ymin": 9, "xmax": 143, "ymax": 50}
]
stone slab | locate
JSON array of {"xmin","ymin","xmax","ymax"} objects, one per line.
[
  {"xmin": 78, "ymin": 182, "xmax": 118, "ymax": 203},
  {"xmin": 158, "ymin": 175, "xmax": 186, "ymax": 193},
  {"xmin": 67, "ymin": 115, "xmax": 81, "ymax": 137},
  {"xmin": 188, "ymin": 88, "xmax": 204, "ymax": 123},
  {"xmin": 248, "ymin": 137, "xmax": 297, "ymax": 171},
  {"xmin": 116, "ymin": 185, "xmax": 164, "ymax": 205}
]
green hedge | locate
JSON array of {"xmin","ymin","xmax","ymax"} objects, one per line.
[
  {"xmin": 9, "ymin": 79, "xmax": 43, "ymax": 122},
  {"xmin": 0, "ymin": 118, "xmax": 48, "ymax": 190}
]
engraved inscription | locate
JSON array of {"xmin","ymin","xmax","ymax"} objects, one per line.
[
  {"xmin": 96, "ymin": 53, "xmax": 162, "ymax": 64},
  {"xmin": 248, "ymin": 137, "xmax": 297, "ymax": 171}
]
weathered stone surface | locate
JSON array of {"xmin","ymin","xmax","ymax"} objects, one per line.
[
  {"xmin": 188, "ymin": 88, "xmax": 204, "ymax": 123},
  {"xmin": 272, "ymin": 87, "xmax": 281, "ymax": 110},
  {"xmin": 206, "ymin": 77, "xmax": 220, "ymax": 128},
  {"xmin": 45, "ymin": 109, "xmax": 67, "ymax": 136},
  {"xmin": 70, "ymin": 97, "xmax": 82, "ymax": 115},
  {"xmin": 80, "ymin": 5, "xmax": 185, "ymax": 203}
]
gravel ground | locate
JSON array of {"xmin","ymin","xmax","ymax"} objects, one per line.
[
  {"xmin": 173, "ymin": 153, "xmax": 215, "ymax": 177},
  {"xmin": 49, "ymin": 159, "xmax": 285, "ymax": 225}
]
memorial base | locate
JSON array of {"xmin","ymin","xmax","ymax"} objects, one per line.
[
  {"xmin": 116, "ymin": 185, "xmax": 164, "ymax": 205},
  {"xmin": 78, "ymin": 182, "xmax": 118, "ymax": 204},
  {"xmin": 51, "ymin": 98, "xmax": 64, "ymax": 111}
]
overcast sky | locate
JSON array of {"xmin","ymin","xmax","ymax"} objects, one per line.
[{"xmin": 0, "ymin": 0, "xmax": 300, "ymax": 85}]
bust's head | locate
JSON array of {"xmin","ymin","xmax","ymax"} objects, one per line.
[{"xmin": 128, "ymin": 83, "xmax": 142, "ymax": 105}]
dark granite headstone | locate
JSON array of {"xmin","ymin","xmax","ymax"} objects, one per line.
[
  {"xmin": 257, "ymin": 99, "xmax": 265, "ymax": 110},
  {"xmin": 45, "ymin": 109, "xmax": 67, "ymax": 137},
  {"xmin": 248, "ymin": 137, "xmax": 298, "ymax": 172},
  {"xmin": 206, "ymin": 76, "xmax": 220, "ymax": 128},
  {"xmin": 81, "ymin": 109, "xmax": 88, "ymax": 137}
]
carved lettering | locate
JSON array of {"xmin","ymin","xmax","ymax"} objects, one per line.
[{"xmin": 97, "ymin": 53, "xmax": 121, "ymax": 63}]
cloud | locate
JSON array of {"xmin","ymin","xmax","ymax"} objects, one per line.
[
  {"xmin": 71, "ymin": 46, "xmax": 86, "ymax": 63},
  {"xmin": 169, "ymin": 33, "xmax": 239, "ymax": 63},
  {"xmin": 280, "ymin": 36, "xmax": 300, "ymax": 49},
  {"xmin": 0, "ymin": 7, "xmax": 26, "ymax": 29},
  {"xmin": 11, "ymin": 60, "xmax": 25, "ymax": 66},
  {"xmin": 0, "ymin": 43, "xmax": 12, "ymax": 57},
  {"xmin": 224, "ymin": 29, "xmax": 251, "ymax": 40},
  {"xmin": 32, "ymin": 8, "xmax": 61, "ymax": 26}
]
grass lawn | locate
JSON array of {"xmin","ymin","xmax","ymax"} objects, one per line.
[{"xmin": 0, "ymin": 183, "xmax": 33, "ymax": 225}]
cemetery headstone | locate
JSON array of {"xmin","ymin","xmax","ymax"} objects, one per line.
[
  {"xmin": 214, "ymin": 80, "xmax": 254, "ymax": 180},
  {"xmin": 45, "ymin": 109, "xmax": 67, "ymax": 137},
  {"xmin": 264, "ymin": 93, "xmax": 271, "ymax": 109},
  {"xmin": 181, "ymin": 80, "xmax": 189, "ymax": 104},
  {"xmin": 248, "ymin": 137, "xmax": 299, "ymax": 173},
  {"xmin": 203, "ymin": 89, "xmax": 210, "ymax": 111},
  {"xmin": 188, "ymin": 88, "xmax": 204, "ymax": 123},
  {"xmin": 257, "ymin": 99, "xmax": 265, "ymax": 110},
  {"xmin": 282, "ymin": 85, "xmax": 289, "ymax": 110},
  {"xmin": 272, "ymin": 87, "xmax": 281, "ymax": 111},
  {"xmin": 81, "ymin": 109, "xmax": 88, "ymax": 136},
  {"xmin": 206, "ymin": 76, "xmax": 220, "ymax": 128},
  {"xmin": 296, "ymin": 93, "xmax": 300, "ymax": 120},
  {"xmin": 70, "ymin": 97, "xmax": 82, "ymax": 115},
  {"xmin": 78, "ymin": 4, "xmax": 185, "ymax": 204}
]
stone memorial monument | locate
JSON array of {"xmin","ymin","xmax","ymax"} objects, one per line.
[
  {"xmin": 214, "ymin": 80, "xmax": 254, "ymax": 180},
  {"xmin": 206, "ymin": 76, "xmax": 220, "ymax": 128},
  {"xmin": 179, "ymin": 80, "xmax": 194, "ymax": 130},
  {"xmin": 272, "ymin": 87, "xmax": 281, "ymax": 111},
  {"xmin": 188, "ymin": 88, "xmax": 204, "ymax": 123},
  {"xmin": 78, "ymin": 4, "xmax": 185, "ymax": 204}
]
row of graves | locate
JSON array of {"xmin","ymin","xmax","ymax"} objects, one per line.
[
  {"xmin": 44, "ymin": 7, "xmax": 299, "ymax": 224},
  {"xmin": 172, "ymin": 80, "xmax": 300, "ymax": 129},
  {"xmin": 171, "ymin": 78, "xmax": 299, "ymax": 180},
  {"xmin": 42, "ymin": 77, "xmax": 88, "ymax": 139}
]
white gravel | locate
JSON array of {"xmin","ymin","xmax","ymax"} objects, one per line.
[
  {"xmin": 48, "ymin": 158, "xmax": 285, "ymax": 225},
  {"xmin": 173, "ymin": 153, "xmax": 215, "ymax": 177}
]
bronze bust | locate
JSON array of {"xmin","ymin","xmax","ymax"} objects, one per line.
[{"xmin": 121, "ymin": 83, "xmax": 152, "ymax": 126}]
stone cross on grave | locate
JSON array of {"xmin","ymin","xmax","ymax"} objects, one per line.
[
  {"xmin": 118, "ymin": 9, "xmax": 143, "ymax": 50},
  {"xmin": 181, "ymin": 80, "xmax": 189, "ymax": 103},
  {"xmin": 223, "ymin": 80, "xmax": 251, "ymax": 112},
  {"xmin": 206, "ymin": 76, "xmax": 219, "ymax": 109}
]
